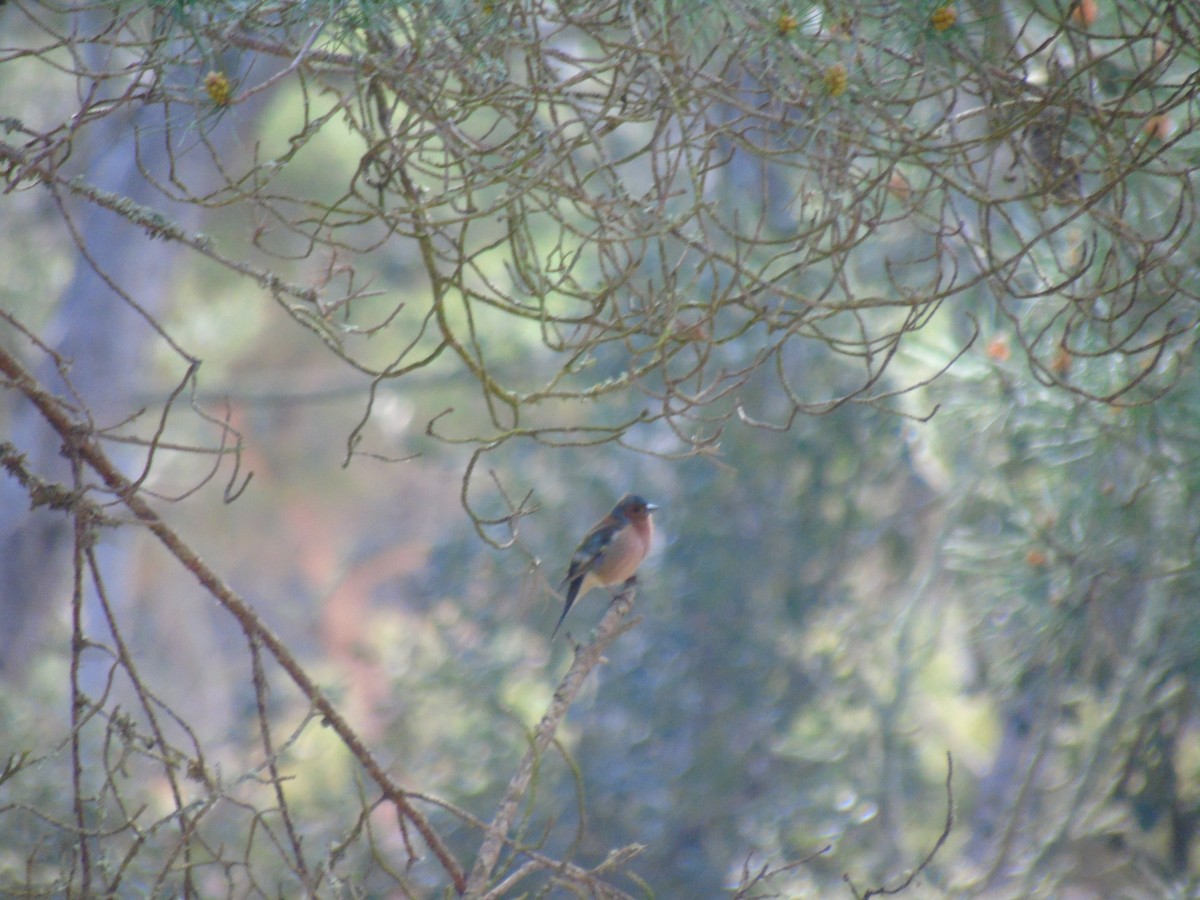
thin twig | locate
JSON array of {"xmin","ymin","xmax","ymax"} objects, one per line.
[{"xmin": 844, "ymin": 752, "xmax": 954, "ymax": 900}]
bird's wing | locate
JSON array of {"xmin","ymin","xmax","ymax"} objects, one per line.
[
  {"xmin": 552, "ymin": 525, "xmax": 614, "ymax": 636},
  {"xmin": 557, "ymin": 521, "xmax": 617, "ymax": 589}
]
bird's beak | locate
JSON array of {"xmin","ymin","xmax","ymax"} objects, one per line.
[{"xmin": 646, "ymin": 502, "xmax": 660, "ymax": 512}]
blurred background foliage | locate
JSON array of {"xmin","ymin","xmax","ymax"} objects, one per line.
[{"xmin": 1, "ymin": 0, "xmax": 1199, "ymax": 897}]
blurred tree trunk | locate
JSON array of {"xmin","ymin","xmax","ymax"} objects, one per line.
[{"xmin": 0, "ymin": 105, "xmax": 190, "ymax": 678}]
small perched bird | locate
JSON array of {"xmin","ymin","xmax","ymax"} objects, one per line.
[{"xmin": 553, "ymin": 494, "xmax": 658, "ymax": 638}]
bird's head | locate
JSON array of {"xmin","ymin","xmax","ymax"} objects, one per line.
[{"xmin": 613, "ymin": 494, "xmax": 658, "ymax": 522}]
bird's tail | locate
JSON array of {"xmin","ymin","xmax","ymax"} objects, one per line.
[{"xmin": 551, "ymin": 579, "xmax": 581, "ymax": 638}]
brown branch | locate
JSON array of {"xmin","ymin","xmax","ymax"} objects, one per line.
[
  {"xmin": 464, "ymin": 583, "xmax": 641, "ymax": 897},
  {"xmin": 0, "ymin": 139, "xmax": 320, "ymax": 309},
  {"xmin": 845, "ymin": 752, "xmax": 954, "ymax": 900},
  {"xmin": 68, "ymin": 457, "xmax": 93, "ymax": 897},
  {"xmin": 0, "ymin": 343, "xmax": 467, "ymax": 894},
  {"xmin": 249, "ymin": 635, "xmax": 313, "ymax": 891}
]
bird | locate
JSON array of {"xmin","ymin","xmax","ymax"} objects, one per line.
[{"xmin": 552, "ymin": 494, "xmax": 658, "ymax": 638}]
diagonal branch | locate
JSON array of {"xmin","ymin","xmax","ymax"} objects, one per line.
[
  {"xmin": 0, "ymin": 343, "xmax": 467, "ymax": 894},
  {"xmin": 464, "ymin": 585, "xmax": 640, "ymax": 897}
]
